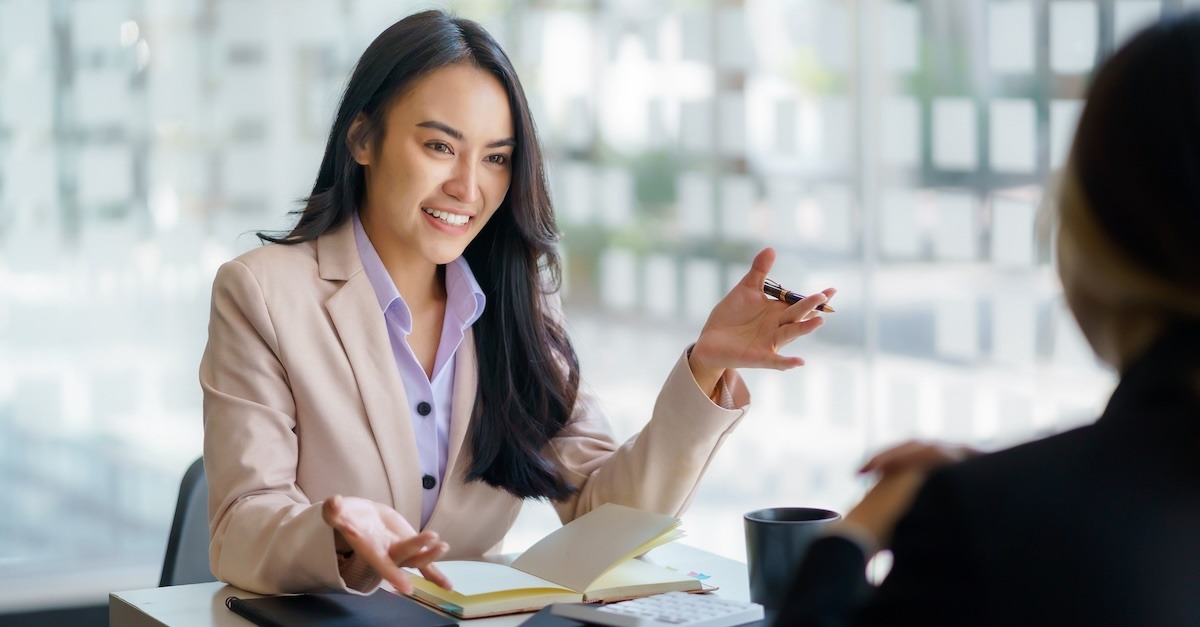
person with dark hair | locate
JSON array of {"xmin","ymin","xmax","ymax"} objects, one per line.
[
  {"xmin": 775, "ymin": 12, "xmax": 1200, "ymax": 627},
  {"xmin": 200, "ymin": 10, "xmax": 835, "ymax": 596}
]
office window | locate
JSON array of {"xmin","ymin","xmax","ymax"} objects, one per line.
[{"xmin": 8, "ymin": 0, "xmax": 1177, "ymax": 612}]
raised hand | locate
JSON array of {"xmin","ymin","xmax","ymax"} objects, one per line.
[
  {"xmin": 321, "ymin": 494, "xmax": 452, "ymax": 594},
  {"xmin": 688, "ymin": 247, "xmax": 836, "ymax": 396}
]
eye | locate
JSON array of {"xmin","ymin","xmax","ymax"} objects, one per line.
[
  {"xmin": 485, "ymin": 154, "xmax": 509, "ymax": 165},
  {"xmin": 426, "ymin": 141, "xmax": 453, "ymax": 154}
]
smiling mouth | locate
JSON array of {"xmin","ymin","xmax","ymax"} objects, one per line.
[{"xmin": 423, "ymin": 207, "xmax": 470, "ymax": 227}]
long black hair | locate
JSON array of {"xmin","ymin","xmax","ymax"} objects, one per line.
[{"xmin": 261, "ymin": 10, "xmax": 580, "ymax": 500}]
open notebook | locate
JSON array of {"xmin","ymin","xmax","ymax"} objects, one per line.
[{"xmin": 406, "ymin": 503, "xmax": 705, "ymax": 618}]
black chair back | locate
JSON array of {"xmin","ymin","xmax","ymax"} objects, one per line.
[{"xmin": 159, "ymin": 457, "xmax": 217, "ymax": 586}]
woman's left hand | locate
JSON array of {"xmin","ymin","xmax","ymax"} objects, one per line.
[
  {"xmin": 841, "ymin": 440, "xmax": 982, "ymax": 549},
  {"xmin": 688, "ymin": 247, "xmax": 835, "ymax": 396}
]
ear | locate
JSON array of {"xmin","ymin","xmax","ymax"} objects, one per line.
[{"xmin": 346, "ymin": 114, "xmax": 372, "ymax": 166}]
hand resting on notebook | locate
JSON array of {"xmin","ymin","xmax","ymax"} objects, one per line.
[{"xmin": 322, "ymin": 495, "xmax": 453, "ymax": 594}]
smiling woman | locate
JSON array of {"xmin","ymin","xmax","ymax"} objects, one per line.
[{"xmin": 199, "ymin": 9, "xmax": 835, "ymax": 597}]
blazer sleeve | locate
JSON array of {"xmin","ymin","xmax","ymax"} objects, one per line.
[
  {"xmin": 200, "ymin": 260, "xmax": 350, "ymax": 595},
  {"xmin": 780, "ymin": 468, "xmax": 985, "ymax": 627},
  {"xmin": 546, "ymin": 337, "xmax": 752, "ymax": 522},
  {"xmin": 773, "ymin": 535, "xmax": 873, "ymax": 627},
  {"xmin": 852, "ymin": 468, "xmax": 985, "ymax": 625}
]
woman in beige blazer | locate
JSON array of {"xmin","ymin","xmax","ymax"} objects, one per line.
[{"xmin": 200, "ymin": 10, "xmax": 835, "ymax": 596}]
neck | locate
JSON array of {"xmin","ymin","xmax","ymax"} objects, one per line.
[
  {"xmin": 359, "ymin": 211, "xmax": 446, "ymax": 308},
  {"xmin": 391, "ymin": 263, "xmax": 446, "ymax": 311},
  {"xmin": 1097, "ymin": 311, "xmax": 1165, "ymax": 373}
]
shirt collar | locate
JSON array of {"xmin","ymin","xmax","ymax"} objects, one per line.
[{"xmin": 352, "ymin": 212, "xmax": 486, "ymax": 335}]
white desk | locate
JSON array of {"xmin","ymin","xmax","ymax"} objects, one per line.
[{"xmin": 109, "ymin": 543, "xmax": 750, "ymax": 626}]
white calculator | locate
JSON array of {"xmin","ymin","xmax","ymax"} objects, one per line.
[{"xmin": 549, "ymin": 591, "xmax": 764, "ymax": 627}]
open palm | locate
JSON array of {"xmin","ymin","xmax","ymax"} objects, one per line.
[
  {"xmin": 690, "ymin": 248, "xmax": 835, "ymax": 388},
  {"xmin": 322, "ymin": 495, "xmax": 452, "ymax": 594}
]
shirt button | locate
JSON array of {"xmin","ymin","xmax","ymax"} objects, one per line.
[
  {"xmin": 416, "ymin": 401, "xmax": 431, "ymax": 416},
  {"xmin": 422, "ymin": 474, "xmax": 436, "ymax": 490}
]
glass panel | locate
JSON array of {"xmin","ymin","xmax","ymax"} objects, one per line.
[
  {"xmin": 882, "ymin": 96, "xmax": 921, "ymax": 168},
  {"xmin": 678, "ymin": 171, "xmax": 716, "ymax": 238},
  {"xmin": 935, "ymin": 298, "xmax": 981, "ymax": 360},
  {"xmin": 817, "ymin": 97, "xmax": 854, "ymax": 168},
  {"xmin": 554, "ymin": 161, "xmax": 595, "ymax": 224},
  {"xmin": 1050, "ymin": 99, "xmax": 1085, "ymax": 168},
  {"xmin": 600, "ymin": 248, "xmax": 638, "ymax": 312},
  {"xmin": 881, "ymin": 1, "xmax": 920, "ymax": 73},
  {"xmin": 719, "ymin": 174, "xmax": 757, "ymax": 241},
  {"xmin": 599, "ymin": 167, "xmax": 636, "ymax": 228},
  {"xmin": 990, "ymin": 99, "xmax": 1037, "ymax": 173},
  {"xmin": 932, "ymin": 97, "xmax": 978, "ymax": 171},
  {"xmin": 683, "ymin": 258, "xmax": 722, "ymax": 322},
  {"xmin": 989, "ymin": 0, "xmax": 1035, "ymax": 74},
  {"xmin": 1051, "ymin": 1, "xmax": 1098, "ymax": 74},
  {"xmin": 991, "ymin": 194, "xmax": 1037, "ymax": 267},
  {"xmin": 642, "ymin": 254, "xmax": 678, "ymax": 319},
  {"xmin": 879, "ymin": 187, "xmax": 922, "ymax": 260},
  {"xmin": 718, "ymin": 92, "xmax": 747, "ymax": 158},
  {"xmin": 1114, "ymin": 0, "xmax": 1161, "ymax": 46},
  {"xmin": 992, "ymin": 294, "xmax": 1038, "ymax": 366},
  {"xmin": 933, "ymin": 190, "xmax": 978, "ymax": 260},
  {"xmin": 716, "ymin": 6, "xmax": 749, "ymax": 71},
  {"xmin": 679, "ymin": 99, "xmax": 714, "ymax": 154}
]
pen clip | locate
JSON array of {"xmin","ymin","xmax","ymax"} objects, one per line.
[{"xmin": 762, "ymin": 278, "xmax": 785, "ymax": 300}]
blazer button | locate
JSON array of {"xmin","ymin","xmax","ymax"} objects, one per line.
[
  {"xmin": 416, "ymin": 401, "xmax": 432, "ymax": 416},
  {"xmin": 422, "ymin": 474, "xmax": 437, "ymax": 490}
]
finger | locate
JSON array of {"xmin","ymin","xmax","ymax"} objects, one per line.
[
  {"xmin": 378, "ymin": 534, "xmax": 445, "ymax": 594},
  {"xmin": 754, "ymin": 352, "xmax": 804, "ymax": 371},
  {"xmin": 859, "ymin": 440, "xmax": 926, "ymax": 473},
  {"xmin": 779, "ymin": 293, "xmax": 828, "ymax": 325},
  {"xmin": 420, "ymin": 560, "xmax": 453, "ymax": 591},
  {"xmin": 389, "ymin": 536, "xmax": 450, "ymax": 592},
  {"xmin": 382, "ymin": 567, "xmax": 414, "ymax": 595},
  {"xmin": 361, "ymin": 549, "xmax": 416, "ymax": 594},
  {"xmin": 775, "ymin": 316, "xmax": 824, "ymax": 346},
  {"xmin": 738, "ymin": 248, "xmax": 777, "ymax": 291},
  {"xmin": 387, "ymin": 532, "xmax": 440, "ymax": 563},
  {"xmin": 321, "ymin": 495, "xmax": 343, "ymax": 526},
  {"xmin": 863, "ymin": 441, "xmax": 967, "ymax": 475},
  {"xmin": 813, "ymin": 288, "xmax": 838, "ymax": 318},
  {"xmin": 322, "ymin": 496, "xmax": 363, "ymax": 540},
  {"xmin": 866, "ymin": 441, "xmax": 932, "ymax": 472},
  {"xmin": 398, "ymin": 539, "xmax": 449, "ymax": 570}
]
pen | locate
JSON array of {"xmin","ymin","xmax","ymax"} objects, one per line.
[{"xmin": 763, "ymin": 278, "xmax": 835, "ymax": 313}]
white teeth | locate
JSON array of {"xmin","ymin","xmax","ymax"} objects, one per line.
[{"xmin": 423, "ymin": 207, "xmax": 469, "ymax": 226}]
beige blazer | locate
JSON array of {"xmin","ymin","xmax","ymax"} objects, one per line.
[{"xmin": 200, "ymin": 222, "xmax": 751, "ymax": 594}]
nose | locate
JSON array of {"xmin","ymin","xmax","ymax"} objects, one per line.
[{"xmin": 443, "ymin": 157, "xmax": 480, "ymax": 204}]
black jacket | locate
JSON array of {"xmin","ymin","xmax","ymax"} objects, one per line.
[{"xmin": 777, "ymin": 323, "xmax": 1200, "ymax": 627}]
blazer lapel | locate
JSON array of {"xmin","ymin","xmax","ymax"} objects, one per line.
[
  {"xmin": 444, "ymin": 329, "xmax": 477, "ymax": 483},
  {"xmin": 318, "ymin": 225, "xmax": 423, "ymax": 527}
]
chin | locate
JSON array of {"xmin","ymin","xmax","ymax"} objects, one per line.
[{"xmin": 427, "ymin": 248, "xmax": 468, "ymax": 266}]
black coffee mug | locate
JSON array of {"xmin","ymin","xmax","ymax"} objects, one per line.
[{"xmin": 744, "ymin": 507, "xmax": 841, "ymax": 610}]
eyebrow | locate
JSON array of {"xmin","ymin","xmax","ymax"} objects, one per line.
[{"xmin": 417, "ymin": 120, "xmax": 516, "ymax": 149}]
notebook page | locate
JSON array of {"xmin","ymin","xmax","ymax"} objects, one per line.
[{"xmin": 511, "ymin": 503, "xmax": 681, "ymax": 592}]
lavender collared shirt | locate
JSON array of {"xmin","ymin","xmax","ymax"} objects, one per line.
[{"xmin": 352, "ymin": 214, "xmax": 485, "ymax": 529}]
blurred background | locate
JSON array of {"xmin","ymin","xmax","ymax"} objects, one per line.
[{"xmin": 1, "ymin": 0, "xmax": 1190, "ymax": 621}]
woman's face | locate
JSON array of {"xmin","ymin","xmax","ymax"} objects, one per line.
[{"xmin": 355, "ymin": 63, "xmax": 515, "ymax": 270}]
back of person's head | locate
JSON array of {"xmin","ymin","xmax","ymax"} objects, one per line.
[{"xmin": 1058, "ymin": 11, "xmax": 1200, "ymax": 365}]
